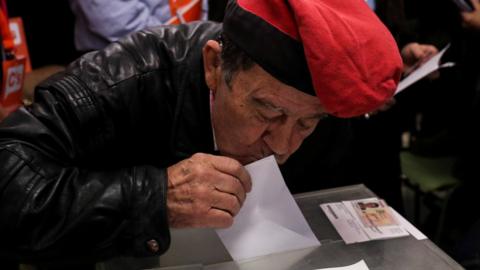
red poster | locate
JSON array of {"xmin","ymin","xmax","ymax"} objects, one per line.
[
  {"xmin": 167, "ymin": 0, "xmax": 202, "ymax": 25},
  {"xmin": 0, "ymin": 57, "xmax": 26, "ymax": 114},
  {"xmin": 9, "ymin": 17, "xmax": 31, "ymax": 73}
]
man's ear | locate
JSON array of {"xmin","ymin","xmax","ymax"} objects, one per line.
[{"xmin": 203, "ymin": 40, "xmax": 222, "ymax": 95}]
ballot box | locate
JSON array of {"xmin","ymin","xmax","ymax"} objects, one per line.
[{"xmin": 101, "ymin": 185, "xmax": 463, "ymax": 270}]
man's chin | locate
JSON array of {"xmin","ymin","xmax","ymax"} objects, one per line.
[{"xmin": 275, "ymin": 155, "xmax": 290, "ymax": 165}]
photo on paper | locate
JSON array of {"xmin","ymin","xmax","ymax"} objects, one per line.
[{"xmin": 352, "ymin": 198, "xmax": 398, "ymax": 228}]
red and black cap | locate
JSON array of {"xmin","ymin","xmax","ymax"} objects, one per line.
[{"xmin": 223, "ymin": 0, "xmax": 403, "ymax": 118}]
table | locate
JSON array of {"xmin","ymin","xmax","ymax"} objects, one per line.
[{"xmin": 101, "ymin": 185, "xmax": 464, "ymax": 270}]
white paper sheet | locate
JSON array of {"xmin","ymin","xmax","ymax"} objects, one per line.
[
  {"xmin": 390, "ymin": 207, "xmax": 427, "ymax": 240},
  {"xmin": 320, "ymin": 203, "xmax": 370, "ymax": 244},
  {"xmin": 216, "ymin": 156, "xmax": 320, "ymax": 261},
  {"xmin": 395, "ymin": 44, "xmax": 455, "ymax": 95},
  {"xmin": 320, "ymin": 198, "xmax": 409, "ymax": 244},
  {"xmin": 315, "ymin": 260, "xmax": 370, "ymax": 270},
  {"xmin": 343, "ymin": 200, "xmax": 409, "ymax": 241}
]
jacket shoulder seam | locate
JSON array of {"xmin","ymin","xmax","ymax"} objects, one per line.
[{"xmin": 1, "ymin": 145, "xmax": 47, "ymax": 178}]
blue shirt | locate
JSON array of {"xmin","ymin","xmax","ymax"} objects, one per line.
[
  {"xmin": 366, "ymin": 0, "xmax": 376, "ymax": 10},
  {"xmin": 69, "ymin": 0, "xmax": 209, "ymax": 51}
]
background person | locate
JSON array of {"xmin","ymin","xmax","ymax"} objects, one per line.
[{"xmin": 69, "ymin": 0, "xmax": 209, "ymax": 52}]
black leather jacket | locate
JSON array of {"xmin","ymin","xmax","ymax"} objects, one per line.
[{"xmin": 0, "ymin": 21, "xmax": 220, "ymax": 263}]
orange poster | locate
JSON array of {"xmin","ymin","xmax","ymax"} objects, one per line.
[
  {"xmin": 167, "ymin": 0, "xmax": 202, "ymax": 25},
  {"xmin": 9, "ymin": 17, "xmax": 31, "ymax": 73},
  {"xmin": 1, "ymin": 57, "xmax": 26, "ymax": 114}
]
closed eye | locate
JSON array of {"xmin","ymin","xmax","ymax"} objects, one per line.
[
  {"xmin": 298, "ymin": 119, "xmax": 315, "ymax": 130},
  {"xmin": 254, "ymin": 99, "xmax": 285, "ymax": 121},
  {"xmin": 298, "ymin": 114, "xmax": 327, "ymax": 131}
]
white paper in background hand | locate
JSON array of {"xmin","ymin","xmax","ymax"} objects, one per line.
[
  {"xmin": 395, "ymin": 44, "xmax": 455, "ymax": 95},
  {"xmin": 216, "ymin": 155, "xmax": 320, "ymax": 261},
  {"xmin": 315, "ymin": 260, "xmax": 370, "ymax": 270}
]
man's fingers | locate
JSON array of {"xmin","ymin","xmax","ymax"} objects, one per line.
[
  {"xmin": 412, "ymin": 47, "xmax": 425, "ymax": 60},
  {"xmin": 423, "ymin": 45, "xmax": 438, "ymax": 56},
  {"xmin": 210, "ymin": 190, "xmax": 242, "ymax": 217},
  {"xmin": 213, "ymin": 173, "xmax": 247, "ymax": 205},
  {"xmin": 407, "ymin": 43, "xmax": 425, "ymax": 59},
  {"xmin": 207, "ymin": 208, "xmax": 234, "ymax": 228},
  {"xmin": 416, "ymin": 45, "xmax": 437, "ymax": 63},
  {"xmin": 168, "ymin": 153, "xmax": 249, "ymax": 229},
  {"xmin": 209, "ymin": 155, "xmax": 252, "ymax": 192}
]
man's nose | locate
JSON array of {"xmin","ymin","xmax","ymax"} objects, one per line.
[{"xmin": 262, "ymin": 120, "xmax": 296, "ymax": 157}]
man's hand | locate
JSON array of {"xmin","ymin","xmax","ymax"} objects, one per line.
[
  {"xmin": 462, "ymin": 0, "xmax": 480, "ymax": 30},
  {"xmin": 167, "ymin": 153, "xmax": 252, "ymax": 229},
  {"xmin": 401, "ymin": 43, "xmax": 439, "ymax": 75}
]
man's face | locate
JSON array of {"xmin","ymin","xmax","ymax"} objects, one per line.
[{"xmin": 204, "ymin": 41, "xmax": 326, "ymax": 165}]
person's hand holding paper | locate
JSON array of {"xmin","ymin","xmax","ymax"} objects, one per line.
[
  {"xmin": 395, "ymin": 44, "xmax": 455, "ymax": 95},
  {"xmin": 167, "ymin": 153, "xmax": 252, "ymax": 228},
  {"xmin": 362, "ymin": 43, "xmax": 440, "ymax": 116},
  {"xmin": 217, "ymin": 156, "xmax": 320, "ymax": 261},
  {"xmin": 401, "ymin": 42, "xmax": 439, "ymax": 76}
]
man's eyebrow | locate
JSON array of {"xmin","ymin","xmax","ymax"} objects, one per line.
[
  {"xmin": 253, "ymin": 97, "xmax": 327, "ymax": 119},
  {"xmin": 252, "ymin": 97, "xmax": 286, "ymax": 113}
]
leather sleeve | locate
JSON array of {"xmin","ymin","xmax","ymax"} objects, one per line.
[
  {"xmin": 0, "ymin": 22, "xmax": 220, "ymax": 262},
  {"xmin": 0, "ymin": 140, "xmax": 170, "ymax": 262}
]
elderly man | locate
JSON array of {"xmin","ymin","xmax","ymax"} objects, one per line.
[{"xmin": 0, "ymin": 0, "xmax": 402, "ymax": 264}]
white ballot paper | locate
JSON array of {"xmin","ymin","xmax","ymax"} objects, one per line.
[
  {"xmin": 395, "ymin": 44, "xmax": 455, "ymax": 95},
  {"xmin": 390, "ymin": 207, "xmax": 427, "ymax": 240},
  {"xmin": 217, "ymin": 155, "xmax": 320, "ymax": 261},
  {"xmin": 315, "ymin": 260, "xmax": 370, "ymax": 270},
  {"xmin": 320, "ymin": 198, "xmax": 409, "ymax": 244}
]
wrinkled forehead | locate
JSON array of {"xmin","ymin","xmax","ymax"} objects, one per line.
[{"xmin": 239, "ymin": 66, "xmax": 324, "ymax": 116}]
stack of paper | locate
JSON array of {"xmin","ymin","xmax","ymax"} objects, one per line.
[
  {"xmin": 315, "ymin": 260, "xmax": 370, "ymax": 270},
  {"xmin": 321, "ymin": 197, "xmax": 426, "ymax": 244},
  {"xmin": 217, "ymin": 156, "xmax": 320, "ymax": 261}
]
